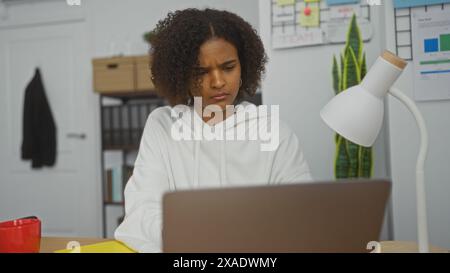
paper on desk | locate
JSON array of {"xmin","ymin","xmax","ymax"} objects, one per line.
[{"xmin": 54, "ymin": 241, "xmax": 136, "ymax": 253}]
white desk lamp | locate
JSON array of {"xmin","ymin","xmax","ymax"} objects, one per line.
[{"xmin": 320, "ymin": 50, "xmax": 429, "ymax": 253}]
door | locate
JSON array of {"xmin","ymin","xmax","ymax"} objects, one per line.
[{"xmin": 0, "ymin": 20, "xmax": 101, "ymax": 237}]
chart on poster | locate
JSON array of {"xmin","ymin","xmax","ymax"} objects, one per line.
[{"xmin": 411, "ymin": 8, "xmax": 450, "ymax": 101}]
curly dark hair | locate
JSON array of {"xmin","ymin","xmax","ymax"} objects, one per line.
[{"xmin": 150, "ymin": 8, "xmax": 267, "ymax": 106}]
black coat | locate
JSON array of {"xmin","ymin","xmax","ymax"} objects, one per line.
[{"xmin": 21, "ymin": 68, "xmax": 57, "ymax": 168}]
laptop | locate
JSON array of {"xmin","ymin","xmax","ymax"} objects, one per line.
[{"xmin": 162, "ymin": 179, "xmax": 391, "ymax": 253}]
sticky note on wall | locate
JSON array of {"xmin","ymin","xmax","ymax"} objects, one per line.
[{"xmin": 299, "ymin": 3, "xmax": 320, "ymax": 27}]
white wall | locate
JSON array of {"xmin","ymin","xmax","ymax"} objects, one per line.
[
  {"xmin": 383, "ymin": 1, "xmax": 450, "ymax": 248},
  {"xmin": 84, "ymin": 0, "xmax": 259, "ymax": 58}
]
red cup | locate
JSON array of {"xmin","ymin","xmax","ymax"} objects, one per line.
[{"xmin": 0, "ymin": 218, "xmax": 41, "ymax": 253}]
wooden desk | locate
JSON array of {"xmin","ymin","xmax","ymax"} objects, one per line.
[
  {"xmin": 379, "ymin": 241, "xmax": 448, "ymax": 253},
  {"xmin": 39, "ymin": 237, "xmax": 449, "ymax": 253}
]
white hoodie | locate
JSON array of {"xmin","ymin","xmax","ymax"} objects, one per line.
[{"xmin": 114, "ymin": 101, "xmax": 313, "ymax": 252}]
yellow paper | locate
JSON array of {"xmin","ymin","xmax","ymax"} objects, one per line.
[
  {"xmin": 299, "ymin": 3, "xmax": 320, "ymax": 27},
  {"xmin": 276, "ymin": 0, "xmax": 295, "ymax": 6},
  {"xmin": 54, "ymin": 241, "xmax": 137, "ymax": 253}
]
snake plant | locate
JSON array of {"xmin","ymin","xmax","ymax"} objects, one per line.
[{"xmin": 331, "ymin": 14, "xmax": 373, "ymax": 179}]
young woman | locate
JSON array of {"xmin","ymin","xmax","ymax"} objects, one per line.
[{"xmin": 114, "ymin": 8, "xmax": 313, "ymax": 252}]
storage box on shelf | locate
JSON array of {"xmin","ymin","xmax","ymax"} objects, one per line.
[{"xmin": 92, "ymin": 55, "xmax": 155, "ymax": 95}]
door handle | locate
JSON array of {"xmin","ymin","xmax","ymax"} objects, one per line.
[{"xmin": 66, "ymin": 133, "xmax": 86, "ymax": 139}]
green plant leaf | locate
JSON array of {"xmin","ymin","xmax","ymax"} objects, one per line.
[
  {"xmin": 339, "ymin": 53, "xmax": 345, "ymax": 92},
  {"xmin": 332, "ymin": 55, "xmax": 340, "ymax": 95},
  {"xmin": 345, "ymin": 140, "xmax": 359, "ymax": 178},
  {"xmin": 358, "ymin": 146, "xmax": 373, "ymax": 178},
  {"xmin": 357, "ymin": 145, "xmax": 363, "ymax": 177},
  {"xmin": 342, "ymin": 46, "xmax": 360, "ymax": 90},
  {"xmin": 346, "ymin": 14, "xmax": 363, "ymax": 65},
  {"xmin": 335, "ymin": 136, "xmax": 350, "ymax": 179},
  {"xmin": 360, "ymin": 52, "xmax": 367, "ymax": 80}
]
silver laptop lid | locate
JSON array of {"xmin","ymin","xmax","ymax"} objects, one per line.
[{"xmin": 162, "ymin": 179, "xmax": 391, "ymax": 253}]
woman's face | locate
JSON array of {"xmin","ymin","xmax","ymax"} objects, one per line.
[{"xmin": 192, "ymin": 37, "xmax": 241, "ymax": 111}]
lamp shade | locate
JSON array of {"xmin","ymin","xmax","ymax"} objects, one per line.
[
  {"xmin": 320, "ymin": 50, "xmax": 407, "ymax": 147},
  {"xmin": 320, "ymin": 85, "xmax": 384, "ymax": 147}
]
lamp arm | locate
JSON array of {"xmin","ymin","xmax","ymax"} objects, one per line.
[{"xmin": 388, "ymin": 87, "xmax": 429, "ymax": 253}]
